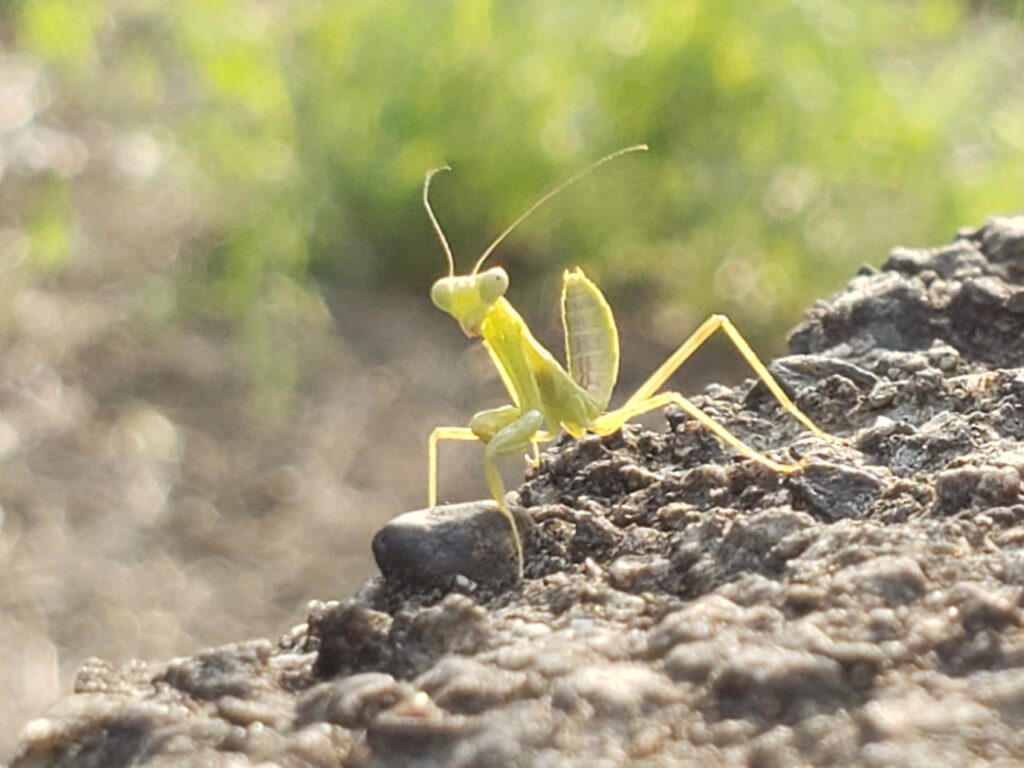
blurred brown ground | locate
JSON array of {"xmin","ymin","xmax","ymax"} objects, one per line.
[{"xmin": 0, "ymin": 52, "xmax": 432, "ymax": 754}]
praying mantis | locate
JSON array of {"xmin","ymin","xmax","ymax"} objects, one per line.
[{"xmin": 425, "ymin": 144, "xmax": 827, "ymax": 572}]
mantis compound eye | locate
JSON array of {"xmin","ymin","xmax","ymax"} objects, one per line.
[
  {"xmin": 478, "ymin": 267, "xmax": 509, "ymax": 305},
  {"xmin": 430, "ymin": 279, "xmax": 455, "ymax": 312}
]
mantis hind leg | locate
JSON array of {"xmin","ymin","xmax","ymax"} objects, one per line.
[
  {"xmin": 618, "ymin": 313, "xmax": 827, "ymax": 440},
  {"xmin": 593, "ymin": 391, "xmax": 800, "ymax": 473},
  {"xmin": 590, "ymin": 314, "xmax": 831, "ymax": 471}
]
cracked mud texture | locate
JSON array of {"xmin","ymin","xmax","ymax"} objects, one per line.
[{"xmin": 11, "ymin": 215, "xmax": 1024, "ymax": 768}]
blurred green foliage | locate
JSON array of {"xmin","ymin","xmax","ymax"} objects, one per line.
[{"xmin": 7, "ymin": 0, "xmax": 1024, "ymax": 363}]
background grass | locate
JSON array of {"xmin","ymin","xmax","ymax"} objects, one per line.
[{"xmin": 10, "ymin": 0, "xmax": 1024, "ymax": 392}]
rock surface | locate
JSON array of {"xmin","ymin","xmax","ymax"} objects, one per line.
[{"xmin": 10, "ymin": 215, "xmax": 1024, "ymax": 767}]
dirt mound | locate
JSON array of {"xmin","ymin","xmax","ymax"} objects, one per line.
[{"xmin": 11, "ymin": 216, "xmax": 1024, "ymax": 767}]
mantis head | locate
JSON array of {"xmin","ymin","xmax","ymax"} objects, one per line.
[
  {"xmin": 423, "ymin": 165, "xmax": 509, "ymax": 336},
  {"xmin": 422, "ymin": 144, "xmax": 648, "ymax": 336},
  {"xmin": 430, "ymin": 267, "xmax": 509, "ymax": 337}
]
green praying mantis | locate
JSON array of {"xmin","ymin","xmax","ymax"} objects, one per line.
[{"xmin": 425, "ymin": 144, "xmax": 828, "ymax": 573}]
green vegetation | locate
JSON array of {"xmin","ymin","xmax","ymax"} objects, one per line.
[{"xmin": 7, "ymin": 0, "xmax": 1024, "ymax": 384}]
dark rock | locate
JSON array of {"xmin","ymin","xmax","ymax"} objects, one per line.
[
  {"xmin": 792, "ymin": 216, "xmax": 1024, "ymax": 370},
  {"xmin": 386, "ymin": 593, "xmax": 490, "ymax": 678},
  {"xmin": 934, "ymin": 464, "xmax": 1022, "ymax": 515},
  {"xmin": 371, "ymin": 501, "xmax": 522, "ymax": 589},
  {"xmin": 788, "ymin": 272, "xmax": 937, "ymax": 357},
  {"xmin": 977, "ymin": 214, "xmax": 1024, "ymax": 270},
  {"xmin": 309, "ymin": 599, "xmax": 393, "ymax": 678},
  {"xmin": 789, "ymin": 461, "xmax": 884, "ymax": 521},
  {"xmin": 763, "ymin": 354, "xmax": 881, "ymax": 397},
  {"xmin": 568, "ymin": 507, "xmax": 619, "ymax": 562}
]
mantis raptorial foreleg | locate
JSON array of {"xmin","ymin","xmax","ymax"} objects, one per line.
[
  {"xmin": 429, "ymin": 409, "xmax": 545, "ymax": 572},
  {"xmin": 479, "ymin": 409, "xmax": 544, "ymax": 496},
  {"xmin": 428, "ymin": 423, "xmax": 557, "ymax": 505},
  {"xmin": 469, "ymin": 405, "xmax": 522, "ymax": 441}
]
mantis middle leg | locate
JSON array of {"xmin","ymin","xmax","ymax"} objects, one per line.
[{"xmin": 428, "ymin": 426, "xmax": 480, "ymax": 507}]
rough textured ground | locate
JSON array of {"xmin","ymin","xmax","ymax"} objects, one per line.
[{"xmin": 10, "ymin": 215, "xmax": 1024, "ymax": 767}]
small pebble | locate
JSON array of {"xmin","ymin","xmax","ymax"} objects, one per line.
[{"xmin": 372, "ymin": 501, "xmax": 521, "ymax": 588}]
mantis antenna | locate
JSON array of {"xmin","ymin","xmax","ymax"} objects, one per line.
[
  {"xmin": 424, "ymin": 165, "xmax": 456, "ymax": 277},
  {"xmin": 470, "ymin": 143, "xmax": 649, "ymax": 275}
]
